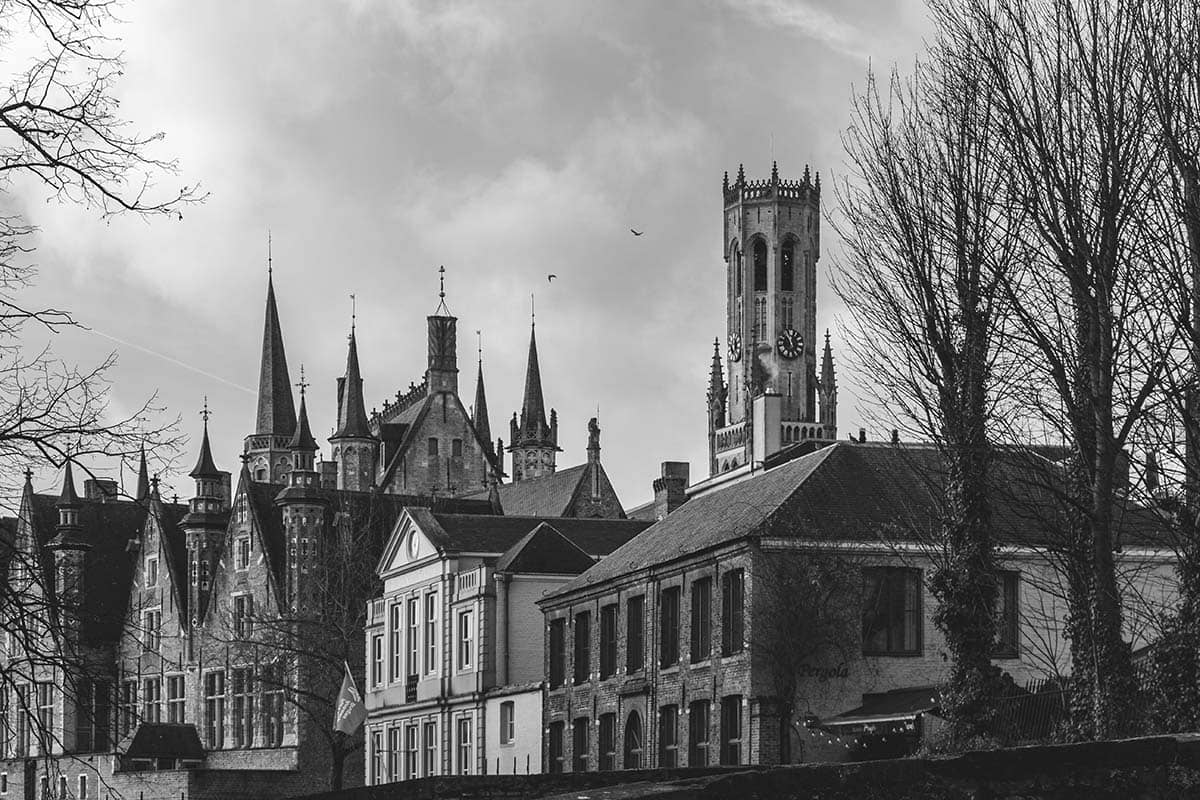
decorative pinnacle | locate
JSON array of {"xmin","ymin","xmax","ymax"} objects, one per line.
[
  {"xmin": 200, "ymin": 396, "xmax": 211, "ymax": 425},
  {"xmin": 350, "ymin": 293, "xmax": 356, "ymax": 334},
  {"xmin": 434, "ymin": 265, "xmax": 451, "ymax": 315},
  {"xmin": 477, "ymin": 329, "xmax": 483, "ymax": 365},
  {"xmin": 771, "ymin": 160, "xmax": 779, "ymax": 183},
  {"xmin": 267, "ymin": 230, "xmax": 273, "ymax": 276},
  {"xmin": 297, "ymin": 365, "xmax": 309, "ymax": 397},
  {"xmin": 531, "ymin": 293, "xmax": 536, "ymax": 326}
]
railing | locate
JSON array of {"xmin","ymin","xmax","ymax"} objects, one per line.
[
  {"xmin": 456, "ymin": 568, "xmax": 481, "ymax": 597},
  {"xmin": 369, "ymin": 598, "xmax": 384, "ymax": 624}
]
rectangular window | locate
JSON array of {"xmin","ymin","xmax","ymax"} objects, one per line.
[
  {"xmin": 118, "ymin": 680, "xmax": 136, "ymax": 740},
  {"xmin": 626, "ymin": 595, "xmax": 645, "ymax": 673},
  {"xmin": 390, "ymin": 603, "xmax": 402, "ymax": 682},
  {"xmin": 428, "ymin": 438, "xmax": 439, "ymax": 457},
  {"xmin": 233, "ymin": 595, "xmax": 253, "ymax": 638},
  {"xmin": 721, "ymin": 570, "xmax": 745, "ymax": 656},
  {"xmin": 753, "ymin": 296, "xmax": 768, "ymax": 341},
  {"xmin": 0, "ymin": 689, "xmax": 8, "ymax": 759},
  {"xmin": 404, "ymin": 724, "xmax": 418, "ymax": 780},
  {"xmin": 458, "ymin": 609, "xmax": 474, "ymax": 671},
  {"xmin": 995, "ymin": 570, "xmax": 1020, "ymax": 658},
  {"xmin": 35, "ymin": 683, "xmax": 53, "ymax": 753},
  {"xmin": 598, "ymin": 713, "xmax": 616, "ymax": 771},
  {"xmin": 573, "ymin": 611, "xmax": 591, "ymax": 684},
  {"xmin": 691, "ymin": 577, "xmax": 712, "ymax": 662},
  {"xmin": 658, "ymin": 705, "xmax": 679, "ymax": 768},
  {"xmin": 204, "ymin": 670, "xmax": 225, "ymax": 750},
  {"xmin": 78, "ymin": 774, "xmax": 88, "ymax": 800},
  {"xmin": 371, "ymin": 729, "xmax": 383, "ymax": 785},
  {"xmin": 862, "ymin": 567, "xmax": 923, "ymax": 655},
  {"xmin": 456, "ymin": 716, "xmax": 472, "ymax": 775},
  {"xmin": 387, "ymin": 726, "xmax": 400, "ymax": 783},
  {"xmin": 406, "ymin": 597, "xmax": 420, "ymax": 677},
  {"xmin": 167, "ymin": 675, "xmax": 185, "ymax": 723},
  {"xmin": 236, "ymin": 537, "xmax": 250, "ymax": 571},
  {"xmin": 141, "ymin": 677, "xmax": 161, "ymax": 724},
  {"xmin": 548, "ymin": 721, "xmax": 565, "ymax": 773},
  {"xmin": 231, "ymin": 667, "xmax": 254, "ymax": 748},
  {"xmin": 145, "ymin": 556, "xmax": 159, "ymax": 587},
  {"xmin": 499, "ymin": 701, "xmax": 515, "ymax": 745},
  {"xmin": 720, "ymin": 695, "xmax": 742, "ymax": 765},
  {"xmin": 424, "ymin": 593, "xmax": 438, "ymax": 674},
  {"xmin": 451, "ymin": 438, "xmax": 463, "ymax": 458},
  {"xmin": 142, "ymin": 608, "xmax": 161, "ymax": 652},
  {"xmin": 659, "ymin": 586, "xmax": 680, "ymax": 667},
  {"xmin": 261, "ymin": 662, "xmax": 285, "ymax": 748},
  {"xmin": 422, "ymin": 721, "xmax": 437, "ymax": 777},
  {"xmin": 14, "ymin": 686, "xmax": 29, "ymax": 757},
  {"xmin": 548, "ymin": 618, "xmax": 566, "ymax": 688},
  {"xmin": 371, "ymin": 634, "xmax": 384, "ymax": 687},
  {"xmin": 572, "ymin": 717, "xmax": 590, "ymax": 772},
  {"xmin": 599, "ymin": 604, "xmax": 618, "ymax": 679},
  {"xmin": 688, "ymin": 700, "xmax": 710, "ymax": 766},
  {"xmin": 74, "ymin": 679, "xmax": 111, "ymax": 753}
]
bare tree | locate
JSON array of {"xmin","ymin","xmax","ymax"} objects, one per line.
[
  {"xmin": 930, "ymin": 0, "xmax": 1172, "ymax": 740},
  {"xmin": 833, "ymin": 42, "xmax": 1020, "ymax": 745}
]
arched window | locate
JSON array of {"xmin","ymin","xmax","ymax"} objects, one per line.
[
  {"xmin": 733, "ymin": 245, "xmax": 743, "ymax": 296},
  {"xmin": 753, "ymin": 240, "xmax": 767, "ymax": 291},
  {"xmin": 781, "ymin": 240, "xmax": 795, "ymax": 292},
  {"xmin": 624, "ymin": 711, "xmax": 643, "ymax": 769}
]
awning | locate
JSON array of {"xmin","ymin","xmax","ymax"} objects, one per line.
[
  {"xmin": 125, "ymin": 723, "xmax": 205, "ymax": 760},
  {"xmin": 818, "ymin": 686, "xmax": 940, "ymax": 734}
]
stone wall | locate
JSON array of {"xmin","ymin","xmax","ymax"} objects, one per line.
[{"xmin": 291, "ymin": 735, "xmax": 1200, "ymax": 800}]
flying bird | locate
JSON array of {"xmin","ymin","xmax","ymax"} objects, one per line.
[
  {"xmin": 630, "ymin": 228, "xmax": 644, "ymax": 236},
  {"xmin": 548, "ymin": 274, "xmax": 557, "ymax": 282}
]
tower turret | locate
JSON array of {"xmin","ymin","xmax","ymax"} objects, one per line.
[
  {"xmin": 711, "ymin": 162, "xmax": 828, "ymax": 475},
  {"xmin": 245, "ymin": 260, "xmax": 298, "ymax": 484},
  {"xmin": 819, "ymin": 329, "xmax": 838, "ymax": 439},
  {"xmin": 46, "ymin": 462, "xmax": 89, "ymax": 624},
  {"xmin": 184, "ymin": 406, "xmax": 230, "ymax": 625},
  {"xmin": 427, "ymin": 266, "xmax": 459, "ymax": 395},
  {"xmin": 135, "ymin": 444, "xmax": 150, "ymax": 502},
  {"xmin": 277, "ymin": 380, "xmax": 328, "ymax": 614},
  {"xmin": 509, "ymin": 317, "xmax": 560, "ymax": 482},
  {"xmin": 330, "ymin": 326, "xmax": 379, "ymax": 492},
  {"xmin": 706, "ymin": 338, "xmax": 728, "ymax": 475}
]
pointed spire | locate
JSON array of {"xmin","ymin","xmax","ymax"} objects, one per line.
[
  {"xmin": 255, "ymin": 271, "xmax": 297, "ymax": 438},
  {"xmin": 736, "ymin": 163, "xmax": 745, "ymax": 185},
  {"xmin": 722, "ymin": 171, "xmax": 729, "ymax": 193},
  {"xmin": 58, "ymin": 460, "xmax": 80, "ymax": 508},
  {"xmin": 135, "ymin": 444, "xmax": 150, "ymax": 502},
  {"xmin": 821, "ymin": 329, "xmax": 836, "ymax": 387},
  {"xmin": 804, "ymin": 164, "xmax": 811, "ymax": 184},
  {"xmin": 771, "ymin": 160, "xmax": 779, "ymax": 183},
  {"xmin": 709, "ymin": 337, "xmax": 724, "ymax": 390},
  {"xmin": 289, "ymin": 369, "xmax": 319, "ymax": 453},
  {"xmin": 191, "ymin": 400, "xmax": 221, "ymax": 479},
  {"xmin": 333, "ymin": 330, "xmax": 372, "ymax": 439},
  {"xmin": 473, "ymin": 333, "xmax": 492, "ymax": 448},
  {"xmin": 518, "ymin": 320, "xmax": 549, "ymax": 440}
]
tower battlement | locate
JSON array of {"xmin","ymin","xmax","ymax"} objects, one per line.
[{"xmin": 723, "ymin": 162, "xmax": 820, "ymax": 206}]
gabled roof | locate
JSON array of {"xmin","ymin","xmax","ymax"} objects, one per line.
[
  {"xmin": 495, "ymin": 522, "xmax": 596, "ymax": 575},
  {"xmin": 547, "ymin": 441, "xmax": 1170, "ymax": 601},
  {"xmin": 377, "ymin": 390, "xmax": 499, "ymax": 489},
  {"xmin": 403, "ymin": 509, "xmax": 649, "ymax": 559},
  {"xmin": 464, "ymin": 463, "xmax": 616, "ymax": 517}
]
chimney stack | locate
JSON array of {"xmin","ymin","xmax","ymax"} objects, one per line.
[
  {"xmin": 858, "ymin": 428, "xmax": 867, "ymax": 443},
  {"xmin": 653, "ymin": 462, "xmax": 690, "ymax": 521}
]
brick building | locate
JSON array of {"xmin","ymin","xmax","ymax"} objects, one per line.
[
  {"xmin": 536, "ymin": 441, "xmax": 1177, "ymax": 771},
  {"xmin": 363, "ymin": 510, "xmax": 649, "ymax": 785},
  {"xmin": 0, "ymin": 267, "xmax": 625, "ymax": 799}
]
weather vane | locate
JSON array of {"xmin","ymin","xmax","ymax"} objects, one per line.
[
  {"xmin": 350, "ymin": 293, "xmax": 357, "ymax": 335},
  {"xmin": 297, "ymin": 365, "xmax": 309, "ymax": 396},
  {"xmin": 267, "ymin": 230, "xmax": 273, "ymax": 276},
  {"xmin": 201, "ymin": 396, "xmax": 211, "ymax": 424}
]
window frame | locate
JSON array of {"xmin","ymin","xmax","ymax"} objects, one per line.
[
  {"xmin": 499, "ymin": 701, "xmax": 515, "ymax": 746},
  {"xmin": 659, "ymin": 586, "xmax": 680, "ymax": 668},
  {"xmin": 599, "ymin": 603, "xmax": 618, "ymax": 679},
  {"xmin": 658, "ymin": 705, "xmax": 679, "ymax": 768},
  {"xmin": 626, "ymin": 595, "xmax": 645, "ymax": 673},
  {"xmin": 571, "ymin": 717, "xmax": 590, "ymax": 772},
  {"xmin": 994, "ymin": 570, "xmax": 1021, "ymax": 658},
  {"xmin": 457, "ymin": 608, "xmax": 475, "ymax": 672},
  {"xmin": 203, "ymin": 669, "xmax": 226, "ymax": 750},
  {"xmin": 598, "ymin": 713, "xmax": 616, "ymax": 771},
  {"xmin": 688, "ymin": 700, "xmax": 710, "ymax": 766},
  {"xmin": 721, "ymin": 569, "xmax": 745, "ymax": 656},
  {"xmin": 690, "ymin": 577, "xmax": 712, "ymax": 663},
  {"xmin": 719, "ymin": 695, "xmax": 742, "ymax": 765},
  {"xmin": 548, "ymin": 721, "xmax": 565, "ymax": 774},
  {"xmin": 548, "ymin": 618, "xmax": 566, "ymax": 689},
  {"xmin": 573, "ymin": 611, "xmax": 591, "ymax": 685},
  {"xmin": 861, "ymin": 566, "xmax": 923, "ymax": 656}
]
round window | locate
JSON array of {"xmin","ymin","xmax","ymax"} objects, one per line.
[{"xmin": 407, "ymin": 532, "xmax": 420, "ymax": 559}]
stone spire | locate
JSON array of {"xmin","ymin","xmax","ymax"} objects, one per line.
[
  {"xmin": 707, "ymin": 337, "xmax": 726, "ymax": 422},
  {"xmin": 333, "ymin": 329, "xmax": 372, "ymax": 439},
  {"xmin": 473, "ymin": 341, "xmax": 492, "ymax": 449},
  {"xmin": 135, "ymin": 444, "xmax": 150, "ymax": 502},
  {"xmin": 516, "ymin": 321, "xmax": 550, "ymax": 443},
  {"xmin": 289, "ymin": 372, "xmax": 319, "ymax": 456},
  {"xmin": 508, "ymin": 316, "xmax": 560, "ymax": 482},
  {"xmin": 820, "ymin": 329, "xmax": 836, "ymax": 390},
  {"xmin": 49, "ymin": 460, "xmax": 86, "ymax": 550},
  {"xmin": 191, "ymin": 406, "xmax": 221, "ymax": 479},
  {"xmin": 57, "ymin": 460, "xmax": 81, "ymax": 512},
  {"xmin": 254, "ymin": 271, "xmax": 297, "ymax": 438},
  {"xmin": 819, "ymin": 330, "xmax": 838, "ymax": 439}
]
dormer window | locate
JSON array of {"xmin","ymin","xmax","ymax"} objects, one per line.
[{"xmin": 145, "ymin": 556, "xmax": 159, "ymax": 587}]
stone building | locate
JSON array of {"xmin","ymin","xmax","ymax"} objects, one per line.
[
  {"xmin": 708, "ymin": 164, "xmax": 838, "ymax": 477},
  {"xmin": 537, "ymin": 441, "xmax": 1177, "ymax": 771},
  {"xmin": 0, "ymin": 266, "xmax": 625, "ymax": 799},
  {"xmin": 363, "ymin": 510, "xmax": 649, "ymax": 785}
]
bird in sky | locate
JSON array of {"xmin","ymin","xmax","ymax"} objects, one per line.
[
  {"xmin": 548, "ymin": 274, "xmax": 557, "ymax": 282},
  {"xmin": 630, "ymin": 228, "xmax": 644, "ymax": 236}
]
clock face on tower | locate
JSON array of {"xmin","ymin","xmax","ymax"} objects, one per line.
[
  {"xmin": 729, "ymin": 332, "xmax": 742, "ymax": 362},
  {"xmin": 777, "ymin": 328, "xmax": 803, "ymax": 359}
]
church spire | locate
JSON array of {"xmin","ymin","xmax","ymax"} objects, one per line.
[
  {"xmin": 254, "ymin": 271, "xmax": 297, "ymax": 438},
  {"xmin": 333, "ymin": 329, "xmax": 372, "ymax": 439},
  {"xmin": 473, "ymin": 335, "xmax": 492, "ymax": 449},
  {"xmin": 289, "ymin": 369, "xmax": 319, "ymax": 455},
  {"xmin": 820, "ymin": 329, "xmax": 836, "ymax": 388},
  {"xmin": 191, "ymin": 401, "xmax": 221, "ymax": 479},
  {"xmin": 819, "ymin": 330, "xmax": 838, "ymax": 439},
  {"xmin": 135, "ymin": 443, "xmax": 150, "ymax": 502},
  {"xmin": 518, "ymin": 320, "xmax": 549, "ymax": 439},
  {"xmin": 509, "ymin": 316, "xmax": 560, "ymax": 482}
]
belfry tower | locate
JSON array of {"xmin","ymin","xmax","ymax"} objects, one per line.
[{"xmin": 709, "ymin": 163, "xmax": 836, "ymax": 476}]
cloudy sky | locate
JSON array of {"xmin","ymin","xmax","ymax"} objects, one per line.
[{"xmin": 14, "ymin": 0, "xmax": 931, "ymax": 508}]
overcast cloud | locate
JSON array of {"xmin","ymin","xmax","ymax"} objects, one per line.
[{"xmin": 13, "ymin": 0, "xmax": 931, "ymax": 507}]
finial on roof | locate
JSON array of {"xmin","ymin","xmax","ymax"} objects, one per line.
[
  {"xmin": 297, "ymin": 365, "xmax": 309, "ymax": 397},
  {"xmin": 201, "ymin": 395, "xmax": 211, "ymax": 425},
  {"xmin": 58, "ymin": 459, "xmax": 81, "ymax": 507},
  {"xmin": 350, "ymin": 293, "xmax": 356, "ymax": 335},
  {"xmin": 804, "ymin": 164, "xmax": 811, "ymax": 183},
  {"xmin": 771, "ymin": 160, "xmax": 779, "ymax": 183},
  {"xmin": 24, "ymin": 467, "xmax": 33, "ymax": 486},
  {"xmin": 477, "ymin": 329, "xmax": 483, "ymax": 366},
  {"xmin": 723, "ymin": 171, "xmax": 729, "ymax": 192},
  {"xmin": 531, "ymin": 293, "xmax": 536, "ymax": 327},
  {"xmin": 267, "ymin": 230, "xmax": 273, "ymax": 277},
  {"xmin": 736, "ymin": 163, "xmax": 745, "ymax": 184},
  {"xmin": 433, "ymin": 265, "xmax": 451, "ymax": 315}
]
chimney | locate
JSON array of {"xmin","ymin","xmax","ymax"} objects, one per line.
[
  {"xmin": 653, "ymin": 462, "xmax": 690, "ymax": 521},
  {"xmin": 858, "ymin": 428, "xmax": 867, "ymax": 443},
  {"xmin": 891, "ymin": 429, "xmax": 899, "ymax": 444}
]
